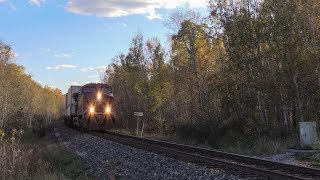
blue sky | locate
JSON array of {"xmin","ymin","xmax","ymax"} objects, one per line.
[{"xmin": 0, "ymin": 0, "xmax": 208, "ymax": 93}]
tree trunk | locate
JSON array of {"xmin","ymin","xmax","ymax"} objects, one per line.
[
  {"xmin": 280, "ymin": 88, "xmax": 288, "ymax": 131},
  {"xmin": 293, "ymin": 73, "xmax": 303, "ymax": 122},
  {"xmin": 317, "ymin": 62, "xmax": 320, "ymax": 89},
  {"xmin": 257, "ymin": 91, "xmax": 265, "ymax": 123},
  {"xmin": 2, "ymin": 84, "xmax": 8, "ymax": 128}
]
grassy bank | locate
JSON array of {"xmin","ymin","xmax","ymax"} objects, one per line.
[
  {"xmin": 111, "ymin": 128, "xmax": 302, "ymax": 156},
  {"xmin": 1, "ymin": 125, "xmax": 92, "ymax": 179}
]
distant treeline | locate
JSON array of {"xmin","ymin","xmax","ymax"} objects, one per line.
[
  {"xmin": 105, "ymin": 0, "xmax": 320, "ymax": 147},
  {"xmin": 0, "ymin": 41, "xmax": 64, "ymax": 129}
]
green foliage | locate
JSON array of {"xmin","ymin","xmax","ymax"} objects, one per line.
[
  {"xmin": 108, "ymin": 0, "xmax": 320, "ymax": 151},
  {"xmin": 29, "ymin": 128, "xmax": 93, "ymax": 179},
  {"xmin": 106, "ymin": 34, "xmax": 151, "ymax": 131},
  {"xmin": 42, "ymin": 147, "xmax": 92, "ymax": 179},
  {"xmin": 295, "ymin": 153, "xmax": 320, "ymax": 168},
  {"xmin": 288, "ymin": 141, "xmax": 320, "ymax": 150},
  {"xmin": 221, "ymin": 138, "xmax": 291, "ymax": 156},
  {"xmin": 313, "ymin": 142, "xmax": 320, "ymax": 150}
]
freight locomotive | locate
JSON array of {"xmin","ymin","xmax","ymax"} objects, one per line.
[{"xmin": 64, "ymin": 83, "xmax": 115, "ymax": 130}]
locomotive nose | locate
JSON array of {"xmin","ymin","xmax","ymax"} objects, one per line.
[{"xmin": 88, "ymin": 100, "xmax": 112, "ymax": 115}]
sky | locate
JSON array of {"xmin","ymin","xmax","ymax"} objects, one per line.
[{"xmin": 0, "ymin": 0, "xmax": 208, "ymax": 93}]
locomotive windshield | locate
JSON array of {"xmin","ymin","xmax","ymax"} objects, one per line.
[
  {"xmin": 82, "ymin": 87, "xmax": 112, "ymax": 93},
  {"xmin": 103, "ymin": 88, "xmax": 112, "ymax": 94},
  {"xmin": 82, "ymin": 88, "xmax": 96, "ymax": 93}
]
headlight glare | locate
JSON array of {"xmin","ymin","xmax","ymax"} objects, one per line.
[
  {"xmin": 89, "ymin": 106, "xmax": 95, "ymax": 113},
  {"xmin": 105, "ymin": 106, "xmax": 111, "ymax": 113},
  {"xmin": 97, "ymin": 92, "xmax": 102, "ymax": 100}
]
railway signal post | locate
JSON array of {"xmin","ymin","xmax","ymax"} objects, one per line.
[{"xmin": 134, "ymin": 112, "xmax": 143, "ymax": 137}]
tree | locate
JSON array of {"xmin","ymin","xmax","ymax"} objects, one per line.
[
  {"xmin": 146, "ymin": 38, "xmax": 172, "ymax": 133},
  {"xmin": 0, "ymin": 41, "xmax": 64, "ymax": 129},
  {"xmin": 106, "ymin": 34, "xmax": 149, "ymax": 131}
]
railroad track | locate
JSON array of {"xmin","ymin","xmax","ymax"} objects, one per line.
[{"xmin": 70, "ymin": 125, "xmax": 320, "ymax": 179}]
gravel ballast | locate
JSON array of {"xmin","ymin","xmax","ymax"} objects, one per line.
[{"xmin": 50, "ymin": 125, "xmax": 240, "ymax": 180}]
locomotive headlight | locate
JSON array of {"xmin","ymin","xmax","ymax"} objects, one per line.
[
  {"xmin": 97, "ymin": 92, "xmax": 102, "ymax": 100},
  {"xmin": 89, "ymin": 106, "xmax": 95, "ymax": 113},
  {"xmin": 105, "ymin": 106, "xmax": 111, "ymax": 114}
]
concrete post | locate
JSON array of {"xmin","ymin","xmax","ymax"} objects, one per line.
[{"xmin": 300, "ymin": 122, "xmax": 317, "ymax": 147}]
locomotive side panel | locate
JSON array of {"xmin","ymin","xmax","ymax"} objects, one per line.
[{"xmin": 66, "ymin": 86, "xmax": 81, "ymax": 117}]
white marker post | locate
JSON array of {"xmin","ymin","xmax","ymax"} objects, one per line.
[{"xmin": 134, "ymin": 112, "xmax": 143, "ymax": 137}]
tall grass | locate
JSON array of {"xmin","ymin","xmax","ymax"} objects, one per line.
[
  {"xmin": 0, "ymin": 127, "xmax": 92, "ymax": 179},
  {"xmin": 0, "ymin": 128, "xmax": 50, "ymax": 178},
  {"xmin": 112, "ymin": 127, "xmax": 301, "ymax": 156}
]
